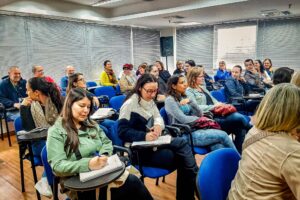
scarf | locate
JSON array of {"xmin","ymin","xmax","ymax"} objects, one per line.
[
  {"xmin": 105, "ymin": 68, "xmax": 117, "ymax": 84},
  {"xmin": 30, "ymin": 97, "xmax": 59, "ymax": 128}
]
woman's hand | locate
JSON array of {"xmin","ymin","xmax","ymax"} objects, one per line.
[
  {"xmin": 88, "ymin": 156, "xmax": 108, "ymax": 171},
  {"xmin": 180, "ymin": 98, "xmax": 190, "ymax": 105},
  {"xmin": 152, "ymin": 125, "xmax": 162, "ymax": 136},
  {"xmin": 214, "ymin": 102, "xmax": 225, "ymax": 108},
  {"xmin": 21, "ymin": 97, "xmax": 33, "ymax": 106},
  {"xmin": 156, "ymin": 94, "xmax": 166, "ymax": 102},
  {"xmin": 145, "ymin": 131, "xmax": 159, "ymax": 141}
]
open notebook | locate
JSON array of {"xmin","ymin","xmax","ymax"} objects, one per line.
[
  {"xmin": 91, "ymin": 108, "xmax": 114, "ymax": 120},
  {"xmin": 131, "ymin": 135, "xmax": 172, "ymax": 147},
  {"xmin": 80, "ymin": 154, "xmax": 123, "ymax": 182}
]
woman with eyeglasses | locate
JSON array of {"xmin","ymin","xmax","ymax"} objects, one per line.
[
  {"xmin": 47, "ymin": 88, "xmax": 153, "ymax": 200},
  {"xmin": 118, "ymin": 74, "xmax": 198, "ymax": 200},
  {"xmin": 186, "ymin": 67, "xmax": 251, "ymax": 153}
]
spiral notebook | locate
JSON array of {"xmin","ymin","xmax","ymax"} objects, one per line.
[
  {"xmin": 131, "ymin": 135, "xmax": 172, "ymax": 147},
  {"xmin": 79, "ymin": 154, "xmax": 123, "ymax": 182}
]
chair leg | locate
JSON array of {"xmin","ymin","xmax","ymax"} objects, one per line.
[
  {"xmin": 4, "ymin": 114, "xmax": 11, "ymax": 147},
  {"xmin": 53, "ymin": 176, "xmax": 59, "ymax": 200},
  {"xmin": 0, "ymin": 118, "xmax": 4, "ymax": 141},
  {"xmin": 19, "ymin": 144, "xmax": 25, "ymax": 192},
  {"xmin": 28, "ymin": 143, "xmax": 41, "ymax": 200},
  {"xmin": 162, "ymin": 176, "xmax": 166, "ymax": 183},
  {"xmin": 155, "ymin": 178, "xmax": 159, "ymax": 186}
]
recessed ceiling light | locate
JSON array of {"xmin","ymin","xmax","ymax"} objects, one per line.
[
  {"xmin": 92, "ymin": 0, "xmax": 122, "ymax": 7},
  {"xmin": 175, "ymin": 22, "xmax": 202, "ymax": 26}
]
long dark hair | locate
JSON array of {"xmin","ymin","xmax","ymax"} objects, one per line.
[
  {"xmin": 61, "ymin": 88, "xmax": 96, "ymax": 155},
  {"xmin": 167, "ymin": 74, "xmax": 186, "ymax": 102},
  {"xmin": 66, "ymin": 72, "xmax": 83, "ymax": 94},
  {"xmin": 28, "ymin": 77, "xmax": 63, "ymax": 112},
  {"xmin": 255, "ymin": 59, "xmax": 265, "ymax": 73},
  {"xmin": 125, "ymin": 73, "xmax": 157, "ymax": 103}
]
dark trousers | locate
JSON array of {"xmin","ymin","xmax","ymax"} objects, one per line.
[
  {"xmin": 135, "ymin": 137, "xmax": 198, "ymax": 200},
  {"xmin": 77, "ymin": 174, "xmax": 153, "ymax": 200},
  {"xmin": 215, "ymin": 112, "xmax": 251, "ymax": 153}
]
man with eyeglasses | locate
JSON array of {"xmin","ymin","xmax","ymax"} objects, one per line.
[
  {"xmin": 0, "ymin": 66, "xmax": 27, "ymax": 120},
  {"xmin": 32, "ymin": 65, "xmax": 61, "ymax": 91}
]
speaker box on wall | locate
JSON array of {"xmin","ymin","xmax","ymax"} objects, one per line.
[{"xmin": 160, "ymin": 36, "xmax": 173, "ymax": 57}]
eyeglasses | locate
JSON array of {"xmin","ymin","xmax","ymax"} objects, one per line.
[{"xmin": 142, "ymin": 88, "xmax": 158, "ymax": 94}]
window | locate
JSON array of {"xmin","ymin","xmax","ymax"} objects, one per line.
[{"xmin": 215, "ymin": 25, "xmax": 257, "ymax": 69}]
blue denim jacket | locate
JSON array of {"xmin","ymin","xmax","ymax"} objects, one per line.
[{"xmin": 224, "ymin": 77, "xmax": 249, "ymax": 102}]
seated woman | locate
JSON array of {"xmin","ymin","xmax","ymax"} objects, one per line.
[
  {"xmin": 47, "ymin": 88, "xmax": 153, "ymax": 200},
  {"xmin": 146, "ymin": 64, "xmax": 167, "ymax": 103},
  {"xmin": 263, "ymin": 58, "xmax": 274, "ymax": 78},
  {"xmin": 155, "ymin": 60, "xmax": 171, "ymax": 84},
  {"xmin": 224, "ymin": 65, "xmax": 260, "ymax": 113},
  {"xmin": 173, "ymin": 60, "xmax": 185, "ymax": 75},
  {"xmin": 67, "ymin": 73, "xmax": 114, "ymax": 138},
  {"xmin": 165, "ymin": 75, "xmax": 236, "ymax": 151},
  {"xmin": 214, "ymin": 61, "xmax": 230, "ymax": 84},
  {"xmin": 118, "ymin": 74, "xmax": 198, "ymax": 200},
  {"xmin": 186, "ymin": 67, "xmax": 251, "ymax": 153},
  {"xmin": 254, "ymin": 59, "xmax": 272, "ymax": 87},
  {"xmin": 228, "ymin": 83, "xmax": 300, "ymax": 200},
  {"xmin": 136, "ymin": 63, "xmax": 147, "ymax": 79},
  {"xmin": 119, "ymin": 63, "xmax": 137, "ymax": 94},
  {"xmin": 100, "ymin": 60, "xmax": 118, "ymax": 87},
  {"xmin": 20, "ymin": 77, "xmax": 63, "ymax": 157}
]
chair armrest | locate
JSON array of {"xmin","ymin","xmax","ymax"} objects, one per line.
[
  {"xmin": 165, "ymin": 125, "xmax": 181, "ymax": 137},
  {"xmin": 172, "ymin": 123, "xmax": 192, "ymax": 133}
]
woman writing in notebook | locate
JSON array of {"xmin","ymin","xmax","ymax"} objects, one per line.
[
  {"xmin": 118, "ymin": 74, "xmax": 198, "ymax": 200},
  {"xmin": 47, "ymin": 88, "xmax": 152, "ymax": 200}
]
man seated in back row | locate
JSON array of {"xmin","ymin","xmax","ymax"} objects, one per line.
[
  {"xmin": 60, "ymin": 65, "xmax": 75, "ymax": 91},
  {"xmin": 0, "ymin": 66, "xmax": 27, "ymax": 120}
]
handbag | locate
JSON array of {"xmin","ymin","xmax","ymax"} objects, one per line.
[
  {"xmin": 192, "ymin": 116, "xmax": 221, "ymax": 130},
  {"xmin": 212, "ymin": 104, "xmax": 237, "ymax": 117}
]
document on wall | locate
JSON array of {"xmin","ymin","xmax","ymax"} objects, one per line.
[
  {"xmin": 131, "ymin": 135, "xmax": 172, "ymax": 147},
  {"xmin": 79, "ymin": 154, "xmax": 123, "ymax": 182},
  {"xmin": 91, "ymin": 108, "xmax": 114, "ymax": 119}
]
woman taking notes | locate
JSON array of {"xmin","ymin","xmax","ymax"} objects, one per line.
[{"xmin": 47, "ymin": 88, "xmax": 152, "ymax": 200}]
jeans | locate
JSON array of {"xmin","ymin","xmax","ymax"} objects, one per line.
[
  {"xmin": 215, "ymin": 112, "xmax": 251, "ymax": 153},
  {"xmin": 183, "ymin": 129, "xmax": 237, "ymax": 152},
  {"xmin": 135, "ymin": 137, "xmax": 198, "ymax": 200},
  {"xmin": 77, "ymin": 174, "xmax": 153, "ymax": 200},
  {"xmin": 6, "ymin": 110, "xmax": 20, "ymax": 121}
]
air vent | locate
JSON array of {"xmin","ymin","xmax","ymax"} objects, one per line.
[
  {"xmin": 281, "ymin": 10, "xmax": 291, "ymax": 15},
  {"xmin": 260, "ymin": 9, "xmax": 292, "ymax": 17}
]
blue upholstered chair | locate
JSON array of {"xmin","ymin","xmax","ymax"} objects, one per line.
[
  {"xmin": 41, "ymin": 146, "xmax": 60, "ymax": 200},
  {"xmin": 14, "ymin": 116, "xmax": 43, "ymax": 200},
  {"xmin": 108, "ymin": 120, "xmax": 174, "ymax": 186},
  {"xmin": 197, "ymin": 148, "xmax": 240, "ymax": 200},
  {"xmin": 94, "ymin": 86, "xmax": 117, "ymax": 99},
  {"xmin": 109, "ymin": 95, "xmax": 126, "ymax": 112}
]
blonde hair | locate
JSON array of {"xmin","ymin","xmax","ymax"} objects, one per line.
[
  {"xmin": 254, "ymin": 83, "xmax": 300, "ymax": 132},
  {"xmin": 187, "ymin": 67, "xmax": 204, "ymax": 88},
  {"xmin": 291, "ymin": 71, "xmax": 300, "ymax": 87}
]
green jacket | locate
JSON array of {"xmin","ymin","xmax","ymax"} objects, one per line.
[
  {"xmin": 46, "ymin": 118, "xmax": 113, "ymax": 177},
  {"xmin": 186, "ymin": 86, "xmax": 218, "ymax": 113}
]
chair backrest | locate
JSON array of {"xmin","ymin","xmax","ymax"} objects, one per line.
[
  {"xmin": 210, "ymin": 88, "xmax": 227, "ymax": 103},
  {"xmin": 14, "ymin": 116, "xmax": 23, "ymax": 132},
  {"xmin": 104, "ymin": 120, "xmax": 123, "ymax": 146},
  {"xmin": 94, "ymin": 86, "xmax": 116, "ymax": 99},
  {"xmin": 109, "ymin": 95, "xmax": 126, "ymax": 112},
  {"xmin": 86, "ymin": 81, "xmax": 97, "ymax": 88},
  {"xmin": 41, "ymin": 146, "xmax": 55, "ymax": 185},
  {"xmin": 197, "ymin": 148, "xmax": 241, "ymax": 200},
  {"xmin": 159, "ymin": 107, "xmax": 169, "ymax": 125}
]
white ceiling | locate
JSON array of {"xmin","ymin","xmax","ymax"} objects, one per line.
[{"xmin": 0, "ymin": 0, "xmax": 299, "ymax": 29}]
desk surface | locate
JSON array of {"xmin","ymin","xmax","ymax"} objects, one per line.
[
  {"xmin": 64, "ymin": 163, "xmax": 125, "ymax": 191},
  {"xmin": 243, "ymin": 95, "xmax": 264, "ymax": 99},
  {"xmin": 17, "ymin": 129, "xmax": 48, "ymax": 142}
]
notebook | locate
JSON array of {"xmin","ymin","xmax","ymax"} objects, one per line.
[
  {"xmin": 91, "ymin": 108, "xmax": 114, "ymax": 119},
  {"xmin": 131, "ymin": 135, "xmax": 172, "ymax": 147},
  {"xmin": 79, "ymin": 154, "xmax": 123, "ymax": 182}
]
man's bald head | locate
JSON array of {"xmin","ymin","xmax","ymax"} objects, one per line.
[{"xmin": 66, "ymin": 65, "xmax": 75, "ymax": 76}]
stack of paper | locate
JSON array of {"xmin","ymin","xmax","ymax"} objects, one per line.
[
  {"xmin": 79, "ymin": 154, "xmax": 123, "ymax": 182},
  {"xmin": 91, "ymin": 108, "xmax": 114, "ymax": 119},
  {"xmin": 131, "ymin": 135, "xmax": 172, "ymax": 147}
]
